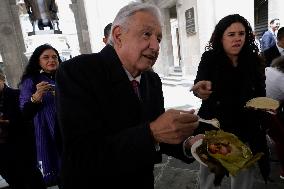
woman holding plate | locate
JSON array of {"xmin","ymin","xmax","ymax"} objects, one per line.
[{"xmin": 190, "ymin": 14, "xmax": 270, "ymax": 189}]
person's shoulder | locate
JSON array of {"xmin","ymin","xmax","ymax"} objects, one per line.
[
  {"xmin": 61, "ymin": 53, "xmax": 98, "ymax": 65},
  {"xmin": 144, "ymin": 70, "xmax": 162, "ymax": 85},
  {"xmin": 263, "ymin": 44, "xmax": 277, "ymax": 53},
  {"xmin": 262, "ymin": 30, "xmax": 270, "ymax": 36},
  {"xmin": 202, "ymin": 50, "xmax": 214, "ymax": 56},
  {"xmin": 57, "ymin": 53, "xmax": 107, "ymax": 81},
  {"xmin": 5, "ymin": 85, "xmax": 19, "ymax": 92},
  {"xmin": 59, "ymin": 53, "xmax": 100, "ymax": 71},
  {"xmin": 200, "ymin": 50, "xmax": 216, "ymax": 61},
  {"xmin": 20, "ymin": 75, "xmax": 38, "ymax": 85},
  {"xmin": 145, "ymin": 69, "xmax": 159, "ymax": 78},
  {"xmin": 266, "ymin": 67, "xmax": 283, "ymax": 79},
  {"xmin": 4, "ymin": 86, "xmax": 20, "ymax": 98},
  {"xmin": 265, "ymin": 66, "xmax": 275, "ymax": 73}
]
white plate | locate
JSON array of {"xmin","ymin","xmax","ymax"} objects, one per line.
[{"xmin": 191, "ymin": 139, "xmax": 208, "ymax": 167}]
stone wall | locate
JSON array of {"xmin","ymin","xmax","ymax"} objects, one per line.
[{"xmin": 0, "ymin": 0, "xmax": 26, "ymax": 88}]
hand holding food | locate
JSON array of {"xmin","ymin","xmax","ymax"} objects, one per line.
[
  {"xmin": 31, "ymin": 81, "xmax": 54, "ymax": 102},
  {"xmin": 149, "ymin": 109, "xmax": 199, "ymax": 144}
]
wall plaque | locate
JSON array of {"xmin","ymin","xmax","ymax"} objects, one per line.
[{"xmin": 185, "ymin": 7, "xmax": 196, "ymax": 36}]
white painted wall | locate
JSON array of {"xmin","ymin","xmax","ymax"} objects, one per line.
[
  {"xmin": 269, "ymin": 0, "xmax": 284, "ymax": 27},
  {"xmin": 177, "ymin": 0, "xmax": 254, "ymax": 76},
  {"xmin": 177, "ymin": 0, "xmax": 200, "ymax": 76},
  {"xmin": 214, "ymin": 0, "xmax": 254, "ymax": 28},
  {"xmin": 56, "ymin": 0, "xmax": 80, "ymax": 56},
  {"xmin": 170, "ymin": 19, "xmax": 180, "ymax": 67},
  {"xmin": 197, "ymin": 0, "xmax": 254, "ymax": 54}
]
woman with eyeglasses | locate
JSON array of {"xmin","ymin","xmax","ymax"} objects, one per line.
[{"xmin": 19, "ymin": 44, "xmax": 62, "ymax": 188}]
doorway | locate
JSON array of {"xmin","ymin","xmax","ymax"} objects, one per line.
[
  {"xmin": 169, "ymin": 6, "xmax": 181, "ymax": 68},
  {"xmin": 254, "ymin": 0, "xmax": 268, "ymax": 39}
]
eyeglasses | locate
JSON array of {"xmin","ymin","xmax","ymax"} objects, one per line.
[{"xmin": 40, "ymin": 55, "xmax": 59, "ymax": 61}]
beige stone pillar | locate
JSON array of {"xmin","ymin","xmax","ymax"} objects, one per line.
[
  {"xmin": 0, "ymin": 0, "xmax": 27, "ymax": 88},
  {"xmin": 154, "ymin": 8, "xmax": 175, "ymax": 76},
  {"xmin": 142, "ymin": 0, "xmax": 176, "ymax": 76},
  {"xmin": 70, "ymin": 0, "xmax": 92, "ymax": 54}
]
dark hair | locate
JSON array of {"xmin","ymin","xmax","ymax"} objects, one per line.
[
  {"xmin": 270, "ymin": 18, "xmax": 280, "ymax": 25},
  {"xmin": 19, "ymin": 44, "xmax": 61, "ymax": 85},
  {"xmin": 271, "ymin": 56, "xmax": 284, "ymax": 73},
  {"xmin": 104, "ymin": 23, "xmax": 112, "ymax": 38},
  {"xmin": 206, "ymin": 14, "xmax": 259, "ymax": 54},
  {"xmin": 277, "ymin": 27, "xmax": 284, "ymax": 40}
]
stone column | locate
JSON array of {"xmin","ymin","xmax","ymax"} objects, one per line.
[
  {"xmin": 0, "ymin": 0, "xmax": 27, "ymax": 88},
  {"xmin": 154, "ymin": 8, "xmax": 174, "ymax": 76},
  {"xmin": 70, "ymin": 0, "xmax": 92, "ymax": 54}
]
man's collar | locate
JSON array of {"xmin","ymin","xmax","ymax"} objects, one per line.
[
  {"xmin": 123, "ymin": 67, "xmax": 141, "ymax": 82},
  {"xmin": 269, "ymin": 28, "xmax": 276, "ymax": 35}
]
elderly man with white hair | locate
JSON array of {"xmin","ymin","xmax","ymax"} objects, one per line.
[{"xmin": 56, "ymin": 2, "xmax": 201, "ymax": 188}]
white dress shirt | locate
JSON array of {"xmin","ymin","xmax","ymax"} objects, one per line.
[
  {"xmin": 276, "ymin": 43, "xmax": 284, "ymax": 56},
  {"xmin": 265, "ymin": 67, "xmax": 284, "ymax": 102}
]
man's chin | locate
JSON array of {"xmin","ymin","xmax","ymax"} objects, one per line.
[
  {"xmin": 145, "ymin": 67, "xmax": 153, "ymax": 71},
  {"xmin": 138, "ymin": 63, "xmax": 154, "ymax": 72},
  {"xmin": 144, "ymin": 64, "xmax": 154, "ymax": 71}
]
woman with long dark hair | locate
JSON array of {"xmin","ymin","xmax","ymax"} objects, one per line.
[
  {"xmin": 19, "ymin": 44, "xmax": 62, "ymax": 187},
  {"xmin": 191, "ymin": 14, "xmax": 269, "ymax": 189}
]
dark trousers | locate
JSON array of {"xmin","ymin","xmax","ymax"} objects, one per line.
[{"xmin": 266, "ymin": 114, "xmax": 284, "ymax": 171}]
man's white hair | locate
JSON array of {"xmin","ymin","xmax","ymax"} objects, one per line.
[{"xmin": 108, "ymin": 2, "xmax": 162, "ymax": 46}]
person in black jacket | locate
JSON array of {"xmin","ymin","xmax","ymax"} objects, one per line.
[
  {"xmin": 262, "ymin": 27, "xmax": 284, "ymax": 67},
  {"xmin": 56, "ymin": 2, "xmax": 201, "ymax": 189},
  {"xmin": 191, "ymin": 14, "xmax": 270, "ymax": 189},
  {"xmin": 103, "ymin": 23, "xmax": 112, "ymax": 44},
  {"xmin": 0, "ymin": 70, "xmax": 46, "ymax": 189}
]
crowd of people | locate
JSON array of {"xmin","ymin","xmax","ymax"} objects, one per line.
[
  {"xmin": 0, "ymin": 2, "xmax": 283, "ymax": 189},
  {"xmin": 0, "ymin": 44, "xmax": 62, "ymax": 189}
]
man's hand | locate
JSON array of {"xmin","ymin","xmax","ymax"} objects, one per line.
[
  {"xmin": 191, "ymin": 80, "xmax": 212, "ymax": 100},
  {"xmin": 149, "ymin": 109, "xmax": 199, "ymax": 144}
]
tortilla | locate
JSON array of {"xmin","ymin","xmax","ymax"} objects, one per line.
[{"xmin": 245, "ymin": 97, "xmax": 280, "ymax": 112}]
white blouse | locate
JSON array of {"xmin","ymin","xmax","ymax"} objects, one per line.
[{"xmin": 265, "ymin": 67, "xmax": 284, "ymax": 102}]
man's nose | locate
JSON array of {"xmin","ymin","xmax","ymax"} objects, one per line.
[{"xmin": 149, "ymin": 37, "xmax": 160, "ymax": 52}]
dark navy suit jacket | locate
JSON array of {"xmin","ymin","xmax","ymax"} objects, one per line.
[
  {"xmin": 261, "ymin": 30, "xmax": 276, "ymax": 51},
  {"xmin": 56, "ymin": 45, "xmax": 192, "ymax": 189},
  {"xmin": 262, "ymin": 44, "xmax": 281, "ymax": 67}
]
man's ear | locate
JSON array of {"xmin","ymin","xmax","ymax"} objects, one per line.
[
  {"xmin": 112, "ymin": 25, "xmax": 123, "ymax": 47},
  {"xmin": 103, "ymin": 37, "xmax": 107, "ymax": 44}
]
